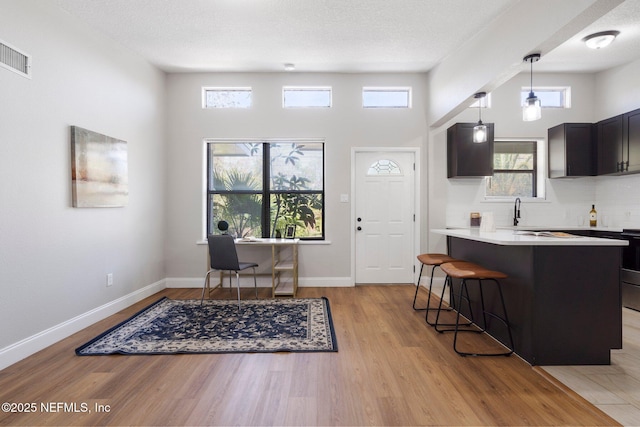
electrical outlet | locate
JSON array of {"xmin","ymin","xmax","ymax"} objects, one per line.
[{"xmin": 106, "ymin": 273, "xmax": 113, "ymax": 287}]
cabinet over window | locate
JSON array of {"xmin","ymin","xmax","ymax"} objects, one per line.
[{"xmin": 447, "ymin": 122, "xmax": 494, "ymax": 178}]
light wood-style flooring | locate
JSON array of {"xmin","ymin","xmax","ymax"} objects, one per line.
[{"xmin": 0, "ymin": 286, "xmax": 620, "ymax": 426}]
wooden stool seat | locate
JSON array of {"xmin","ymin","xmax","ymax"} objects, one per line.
[
  {"xmin": 413, "ymin": 254, "xmax": 461, "ymax": 323},
  {"xmin": 417, "ymin": 253, "xmax": 457, "ymax": 267},
  {"xmin": 440, "ymin": 261, "xmax": 507, "ymax": 280},
  {"xmin": 434, "ymin": 261, "xmax": 514, "ymax": 357}
]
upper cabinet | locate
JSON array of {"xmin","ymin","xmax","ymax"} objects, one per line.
[
  {"xmin": 597, "ymin": 115, "xmax": 624, "ymax": 175},
  {"xmin": 625, "ymin": 108, "xmax": 640, "ymax": 174},
  {"xmin": 548, "ymin": 123, "xmax": 594, "ymax": 178},
  {"xmin": 597, "ymin": 108, "xmax": 640, "ymax": 175},
  {"xmin": 447, "ymin": 122, "xmax": 494, "ymax": 178}
]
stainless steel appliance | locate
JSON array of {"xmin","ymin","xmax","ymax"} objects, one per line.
[{"xmin": 621, "ymin": 229, "xmax": 640, "ymax": 311}]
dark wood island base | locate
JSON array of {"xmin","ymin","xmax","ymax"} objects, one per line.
[{"xmin": 433, "ymin": 229, "xmax": 626, "ymax": 365}]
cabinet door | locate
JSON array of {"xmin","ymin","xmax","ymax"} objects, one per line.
[
  {"xmin": 624, "ymin": 108, "xmax": 640, "ymax": 173},
  {"xmin": 597, "ymin": 115, "xmax": 623, "ymax": 175},
  {"xmin": 447, "ymin": 123, "xmax": 494, "ymax": 178},
  {"xmin": 548, "ymin": 123, "xmax": 593, "ymax": 178}
]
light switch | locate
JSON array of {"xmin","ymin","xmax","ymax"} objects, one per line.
[{"xmin": 340, "ymin": 194, "xmax": 349, "ymax": 203}]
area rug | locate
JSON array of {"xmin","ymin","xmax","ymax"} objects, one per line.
[{"xmin": 76, "ymin": 297, "xmax": 338, "ymax": 355}]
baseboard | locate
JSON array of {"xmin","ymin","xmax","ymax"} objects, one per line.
[
  {"xmin": 0, "ymin": 279, "xmax": 166, "ymax": 371},
  {"xmin": 166, "ymin": 276, "xmax": 354, "ymax": 289}
]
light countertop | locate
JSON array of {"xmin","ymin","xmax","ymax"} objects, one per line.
[{"xmin": 431, "ymin": 228, "xmax": 628, "ymax": 246}]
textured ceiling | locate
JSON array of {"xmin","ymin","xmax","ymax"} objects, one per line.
[
  {"xmin": 54, "ymin": 0, "xmax": 640, "ymax": 74},
  {"xmin": 54, "ymin": 0, "xmax": 515, "ymax": 72}
]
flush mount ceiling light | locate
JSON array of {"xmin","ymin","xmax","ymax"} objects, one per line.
[
  {"xmin": 583, "ymin": 30, "xmax": 620, "ymax": 49},
  {"xmin": 284, "ymin": 63, "xmax": 295, "ymax": 71},
  {"xmin": 523, "ymin": 53, "xmax": 541, "ymax": 122},
  {"xmin": 473, "ymin": 92, "xmax": 487, "ymax": 143}
]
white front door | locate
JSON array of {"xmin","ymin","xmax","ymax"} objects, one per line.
[{"xmin": 355, "ymin": 151, "xmax": 415, "ymax": 284}]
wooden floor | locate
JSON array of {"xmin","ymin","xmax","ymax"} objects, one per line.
[{"xmin": 0, "ymin": 285, "xmax": 619, "ymax": 426}]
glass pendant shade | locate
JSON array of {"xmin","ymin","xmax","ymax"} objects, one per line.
[
  {"xmin": 473, "ymin": 122, "xmax": 487, "ymax": 143},
  {"xmin": 523, "ymin": 92, "xmax": 541, "ymax": 121}
]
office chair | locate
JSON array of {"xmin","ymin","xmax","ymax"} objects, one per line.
[{"xmin": 201, "ymin": 234, "xmax": 258, "ymax": 309}]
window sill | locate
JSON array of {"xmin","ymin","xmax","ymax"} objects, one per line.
[{"xmin": 196, "ymin": 239, "xmax": 331, "ymax": 245}]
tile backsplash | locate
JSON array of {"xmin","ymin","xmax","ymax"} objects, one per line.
[{"xmin": 446, "ymin": 174, "xmax": 640, "ymax": 229}]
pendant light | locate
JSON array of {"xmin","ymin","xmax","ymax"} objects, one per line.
[
  {"xmin": 522, "ymin": 53, "xmax": 541, "ymax": 122},
  {"xmin": 473, "ymin": 92, "xmax": 487, "ymax": 143}
]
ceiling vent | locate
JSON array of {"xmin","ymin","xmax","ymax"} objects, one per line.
[{"xmin": 0, "ymin": 39, "xmax": 31, "ymax": 79}]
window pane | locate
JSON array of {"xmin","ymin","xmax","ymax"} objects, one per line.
[
  {"xmin": 270, "ymin": 193, "xmax": 323, "ymax": 238},
  {"xmin": 494, "ymin": 153, "xmax": 534, "ymax": 170},
  {"xmin": 270, "ymin": 142, "xmax": 323, "ymax": 190},
  {"xmin": 486, "ymin": 173, "xmax": 534, "ymax": 197},
  {"xmin": 367, "ymin": 159, "xmax": 402, "ymax": 175},
  {"xmin": 363, "ymin": 88, "xmax": 411, "ymax": 108},
  {"xmin": 210, "ymin": 194, "xmax": 262, "ymax": 237},
  {"xmin": 283, "ymin": 87, "xmax": 331, "ymax": 108},
  {"xmin": 209, "ymin": 143, "xmax": 263, "ymax": 191},
  {"xmin": 203, "ymin": 88, "xmax": 252, "ymax": 108},
  {"xmin": 520, "ymin": 88, "xmax": 568, "ymax": 108}
]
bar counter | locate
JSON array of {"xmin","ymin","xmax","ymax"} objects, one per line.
[{"xmin": 431, "ymin": 228, "xmax": 628, "ymax": 365}]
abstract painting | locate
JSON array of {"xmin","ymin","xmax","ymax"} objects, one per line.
[{"xmin": 71, "ymin": 126, "xmax": 128, "ymax": 207}]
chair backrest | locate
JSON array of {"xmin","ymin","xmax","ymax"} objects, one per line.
[{"xmin": 207, "ymin": 234, "xmax": 240, "ymax": 271}]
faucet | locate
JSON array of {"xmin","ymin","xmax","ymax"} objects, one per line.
[{"xmin": 513, "ymin": 197, "xmax": 521, "ymax": 226}]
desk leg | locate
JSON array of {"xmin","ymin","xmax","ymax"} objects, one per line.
[{"xmin": 272, "ymin": 245, "xmax": 276, "ymax": 298}]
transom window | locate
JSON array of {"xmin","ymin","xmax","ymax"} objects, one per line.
[
  {"xmin": 485, "ymin": 141, "xmax": 538, "ymax": 198},
  {"xmin": 362, "ymin": 87, "xmax": 412, "ymax": 108},
  {"xmin": 283, "ymin": 87, "xmax": 332, "ymax": 108},
  {"xmin": 202, "ymin": 87, "xmax": 252, "ymax": 109},
  {"xmin": 206, "ymin": 140, "xmax": 324, "ymax": 239},
  {"xmin": 520, "ymin": 87, "xmax": 571, "ymax": 108}
]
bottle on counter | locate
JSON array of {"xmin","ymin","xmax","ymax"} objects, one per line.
[{"xmin": 589, "ymin": 204, "xmax": 597, "ymax": 227}]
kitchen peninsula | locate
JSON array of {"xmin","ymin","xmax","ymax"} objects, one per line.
[{"xmin": 431, "ymin": 228, "xmax": 628, "ymax": 365}]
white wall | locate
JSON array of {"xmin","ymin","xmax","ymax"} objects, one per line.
[
  {"xmin": 164, "ymin": 72, "xmax": 428, "ymax": 284},
  {"xmin": 0, "ymin": 1, "xmax": 166, "ymax": 362}
]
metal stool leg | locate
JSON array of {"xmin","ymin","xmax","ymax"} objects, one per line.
[
  {"xmin": 453, "ymin": 278, "xmax": 514, "ymax": 357},
  {"xmin": 432, "ymin": 276, "xmax": 474, "ymax": 331},
  {"xmin": 412, "ymin": 263, "xmax": 427, "ymax": 310}
]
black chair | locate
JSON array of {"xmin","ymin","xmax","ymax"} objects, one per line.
[{"xmin": 200, "ymin": 234, "xmax": 258, "ymax": 309}]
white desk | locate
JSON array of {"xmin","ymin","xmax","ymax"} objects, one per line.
[{"xmin": 234, "ymin": 238, "xmax": 299, "ymax": 297}]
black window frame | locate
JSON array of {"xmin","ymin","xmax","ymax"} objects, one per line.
[
  {"xmin": 206, "ymin": 140, "xmax": 325, "ymax": 240},
  {"xmin": 487, "ymin": 140, "xmax": 538, "ymax": 198}
]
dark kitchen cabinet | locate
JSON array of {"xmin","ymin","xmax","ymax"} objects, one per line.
[
  {"xmin": 548, "ymin": 123, "xmax": 594, "ymax": 178},
  {"xmin": 597, "ymin": 109, "xmax": 640, "ymax": 175},
  {"xmin": 624, "ymin": 108, "xmax": 640, "ymax": 173},
  {"xmin": 597, "ymin": 115, "xmax": 623, "ymax": 175},
  {"xmin": 447, "ymin": 122, "xmax": 494, "ymax": 178}
]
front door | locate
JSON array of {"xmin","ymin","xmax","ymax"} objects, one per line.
[{"xmin": 355, "ymin": 151, "xmax": 415, "ymax": 284}]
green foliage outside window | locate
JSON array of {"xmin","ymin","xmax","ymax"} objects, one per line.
[{"xmin": 207, "ymin": 141, "xmax": 324, "ymax": 239}]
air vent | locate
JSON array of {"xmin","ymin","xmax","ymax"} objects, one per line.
[{"xmin": 0, "ymin": 39, "xmax": 31, "ymax": 79}]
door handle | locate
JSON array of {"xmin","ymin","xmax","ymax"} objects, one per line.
[
  {"xmin": 357, "ymin": 226, "xmax": 362, "ymax": 231},
  {"xmin": 357, "ymin": 217, "xmax": 362, "ymax": 222}
]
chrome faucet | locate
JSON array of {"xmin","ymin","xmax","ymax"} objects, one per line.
[{"xmin": 514, "ymin": 197, "xmax": 521, "ymax": 226}]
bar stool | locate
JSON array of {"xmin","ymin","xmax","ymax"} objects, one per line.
[
  {"xmin": 437, "ymin": 261, "xmax": 514, "ymax": 357},
  {"xmin": 413, "ymin": 254, "xmax": 458, "ymax": 323}
]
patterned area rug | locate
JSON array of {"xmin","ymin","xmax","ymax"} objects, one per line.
[{"xmin": 76, "ymin": 297, "xmax": 338, "ymax": 355}]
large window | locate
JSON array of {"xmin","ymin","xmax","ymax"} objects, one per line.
[
  {"xmin": 485, "ymin": 141, "xmax": 538, "ymax": 198},
  {"xmin": 206, "ymin": 140, "xmax": 324, "ymax": 239}
]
